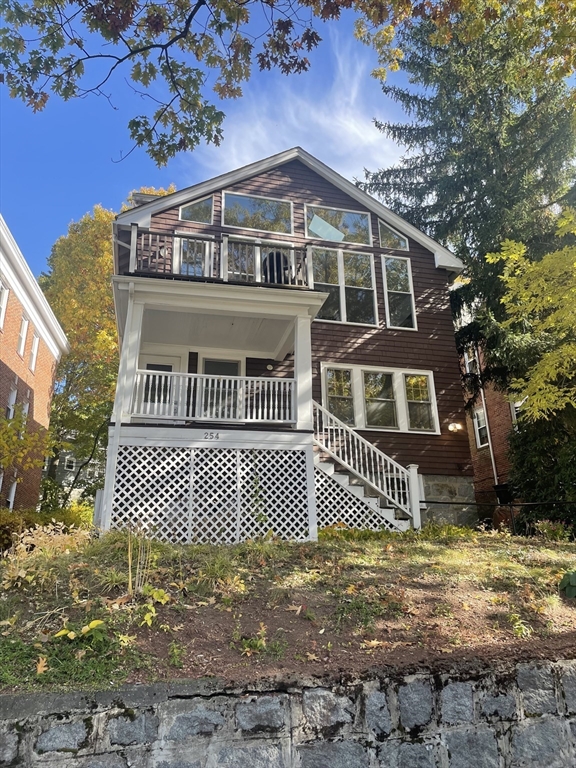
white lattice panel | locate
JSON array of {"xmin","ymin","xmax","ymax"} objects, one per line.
[
  {"xmin": 314, "ymin": 467, "xmax": 399, "ymax": 533},
  {"xmin": 111, "ymin": 446, "xmax": 192, "ymax": 543},
  {"xmin": 110, "ymin": 445, "xmax": 310, "ymax": 544},
  {"xmin": 238, "ymin": 450, "xmax": 309, "ymax": 542}
]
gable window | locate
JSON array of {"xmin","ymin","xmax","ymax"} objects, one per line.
[
  {"xmin": 379, "ymin": 221, "xmax": 409, "ymax": 250},
  {"xmin": 383, "ymin": 256, "xmax": 416, "ymax": 330},
  {"xmin": 223, "ymin": 192, "xmax": 292, "ymax": 234},
  {"xmin": 313, "ymin": 248, "xmax": 376, "ymax": 325},
  {"xmin": 29, "ymin": 334, "xmax": 40, "ymax": 372},
  {"xmin": 306, "ymin": 206, "xmax": 371, "ymax": 245},
  {"xmin": 17, "ymin": 316, "xmax": 29, "ymax": 356},
  {"xmin": 404, "ymin": 374, "xmax": 435, "ymax": 431},
  {"xmin": 179, "ymin": 196, "xmax": 213, "ymax": 224},
  {"xmin": 0, "ymin": 280, "xmax": 8, "ymax": 329},
  {"xmin": 473, "ymin": 407, "xmax": 489, "ymax": 447},
  {"xmin": 323, "ymin": 365, "xmax": 439, "ymax": 433}
]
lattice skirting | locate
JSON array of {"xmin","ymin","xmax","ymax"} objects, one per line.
[
  {"xmin": 111, "ymin": 445, "xmax": 310, "ymax": 544},
  {"xmin": 314, "ymin": 467, "xmax": 399, "ymax": 533}
]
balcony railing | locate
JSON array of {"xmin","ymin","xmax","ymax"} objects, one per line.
[
  {"xmin": 131, "ymin": 371, "xmax": 296, "ymax": 423},
  {"xmin": 128, "ymin": 227, "xmax": 312, "ymax": 288}
]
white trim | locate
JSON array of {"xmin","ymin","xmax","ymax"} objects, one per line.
[
  {"xmin": 178, "ymin": 194, "xmax": 214, "ymax": 225},
  {"xmin": 382, "ymin": 254, "xmax": 418, "ymax": 331},
  {"xmin": 312, "ymin": 246, "xmax": 378, "ymax": 326},
  {"xmin": 115, "ymin": 147, "xmax": 462, "ymax": 273},
  {"xmin": 304, "ymin": 203, "xmax": 372, "ymax": 247},
  {"xmin": 0, "ymin": 215, "xmax": 69, "ymax": 359},
  {"xmin": 378, "ymin": 220, "xmax": 409, "ymax": 251},
  {"xmin": 222, "ymin": 190, "xmax": 294, "ymax": 236},
  {"xmin": 0, "ymin": 278, "xmax": 8, "ymax": 329},
  {"xmin": 320, "ymin": 361, "xmax": 440, "ymax": 435},
  {"xmin": 16, "ymin": 315, "xmax": 29, "ymax": 357}
]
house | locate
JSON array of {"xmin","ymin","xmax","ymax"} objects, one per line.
[
  {"xmin": 0, "ymin": 215, "xmax": 69, "ymax": 510},
  {"xmin": 99, "ymin": 148, "xmax": 474, "ymax": 543}
]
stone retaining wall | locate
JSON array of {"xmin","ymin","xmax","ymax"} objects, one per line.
[{"xmin": 1, "ymin": 660, "xmax": 575, "ymax": 767}]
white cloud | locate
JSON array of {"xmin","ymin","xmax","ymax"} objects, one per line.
[{"xmin": 176, "ymin": 30, "xmax": 404, "ymax": 188}]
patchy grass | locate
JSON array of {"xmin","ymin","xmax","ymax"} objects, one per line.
[{"xmin": 0, "ymin": 523, "xmax": 574, "ymax": 692}]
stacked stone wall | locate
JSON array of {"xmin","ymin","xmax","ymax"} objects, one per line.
[{"xmin": 1, "ymin": 660, "xmax": 576, "ymax": 766}]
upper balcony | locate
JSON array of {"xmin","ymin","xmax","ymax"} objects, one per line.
[{"xmin": 118, "ymin": 226, "xmax": 313, "ymax": 289}]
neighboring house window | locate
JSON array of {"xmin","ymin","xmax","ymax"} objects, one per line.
[
  {"xmin": 179, "ymin": 196, "xmax": 213, "ymax": 224},
  {"xmin": 65, "ymin": 457, "xmax": 75, "ymax": 471},
  {"xmin": 0, "ymin": 279, "xmax": 8, "ymax": 329},
  {"xmin": 383, "ymin": 256, "xmax": 417, "ymax": 329},
  {"xmin": 17, "ymin": 316, "xmax": 29, "ymax": 356},
  {"xmin": 379, "ymin": 221, "xmax": 409, "ymax": 250},
  {"xmin": 6, "ymin": 388, "xmax": 17, "ymax": 419},
  {"xmin": 29, "ymin": 334, "xmax": 40, "ymax": 372},
  {"xmin": 404, "ymin": 374, "xmax": 435, "ymax": 431},
  {"xmin": 323, "ymin": 365, "xmax": 439, "ymax": 433},
  {"xmin": 473, "ymin": 407, "xmax": 489, "ymax": 447},
  {"xmin": 464, "ymin": 347, "xmax": 479, "ymax": 375},
  {"xmin": 19, "ymin": 401, "xmax": 29, "ymax": 437},
  {"xmin": 223, "ymin": 192, "xmax": 292, "ymax": 234},
  {"xmin": 0, "ymin": 471, "xmax": 3, "ymax": 493},
  {"xmin": 313, "ymin": 248, "xmax": 376, "ymax": 325},
  {"xmin": 305, "ymin": 206, "xmax": 371, "ymax": 245},
  {"xmin": 7, "ymin": 480, "xmax": 17, "ymax": 510}
]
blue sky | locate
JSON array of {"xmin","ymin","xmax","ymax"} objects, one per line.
[{"xmin": 0, "ymin": 17, "xmax": 407, "ymax": 277}]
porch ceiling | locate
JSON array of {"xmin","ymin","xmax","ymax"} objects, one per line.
[{"xmin": 141, "ymin": 308, "xmax": 292, "ymax": 356}]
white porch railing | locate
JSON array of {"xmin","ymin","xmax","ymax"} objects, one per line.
[
  {"xmin": 313, "ymin": 400, "xmax": 414, "ymax": 520},
  {"xmin": 132, "ymin": 371, "xmax": 296, "ymax": 423}
]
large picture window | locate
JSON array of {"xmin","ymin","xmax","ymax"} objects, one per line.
[
  {"xmin": 306, "ymin": 206, "xmax": 371, "ymax": 245},
  {"xmin": 223, "ymin": 192, "xmax": 292, "ymax": 234},
  {"xmin": 383, "ymin": 256, "xmax": 417, "ymax": 330},
  {"xmin": 313, "ymin": 248, "xmax": 376, "ymax": 325},
  {"xmin": 323, "ymin": 365, "xmax": 439, "ymax": 433}
]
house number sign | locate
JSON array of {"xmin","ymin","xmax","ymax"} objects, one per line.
[{"xmin": 203, "ymin": 432, "xmax": 220, "ymax": 440}]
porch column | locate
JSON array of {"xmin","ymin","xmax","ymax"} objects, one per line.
[
  {"xmin": 407, "ymin": 463, "xmax": 422, "ymax": 530},
  {"xmin": 112, "ymin": 295, "xmax": 144, "ymax": 423},
  {"xmin": 294, "ymin": 315, "xmax": 313, "ymax": 431}
]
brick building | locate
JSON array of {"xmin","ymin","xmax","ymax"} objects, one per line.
[{"xmin": 0, "ymin": 215, "xmax": 69, "ymax": 510}]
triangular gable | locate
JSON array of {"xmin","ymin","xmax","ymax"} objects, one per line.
[{"xmin": 116, "ymin": 147, "xmax": 463, "ymax": 273}]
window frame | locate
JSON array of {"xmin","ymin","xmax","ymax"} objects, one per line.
[
  {"xmin": 7, "ymin": 480, "xmax": 17, "ymax": 510},
  {"xmin": 29, "ymin": 334, "xmax": 40, "ymax": 373},
  {"xmin": 6, "ymin": 387, "xmax": 17, "ymax": 419},
  {"xmin": 304, "ymin": 204, "xmax": 373, "ymax": 246},
  {"xmin": 222, "ymin": 191, "xmax": 294, "ymax": 236},
  {"xmin": 378, "ymin": 220, "xmax": 409, "ymax": 251},
  {"xmin": 321, "ymin": 362, "xmax": 440, "ymax": 434},
  {"xmin": 17, "ymin": 315, "xmax": 29, "ymax": 357},
  {"xmin": 312, "ymin": 247, "xmax": 379, "ymax": 327},
  {"xmin": 381, "ymin": 255, "xmax": 418, "ymax": 331},
  {"xmin": 0, "ymin": 280, "xmax": 9, "ymax": 330},
  {"xmin": 473, "ymin": 407, "xmax": 489, "ymax": 448},
  {"xmin": 178, "ymin": 194, "xmax": 214, "ymax": 225}
]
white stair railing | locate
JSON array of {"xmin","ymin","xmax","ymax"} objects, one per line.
[{"xmin": 313, "ymin": 400, "xmax": 413, "ymax": 519}]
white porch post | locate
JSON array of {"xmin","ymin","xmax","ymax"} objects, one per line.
[
  {"xmin": 102, "ymin": 289, "xmax": 144, "ymax": 531},
  {"xmin": 407, "ymin": 463, "xmax": 422, "ymax": 530},
  {"xmin": 294, "ymin": 315, "xmax": 313, "ymax": 431}
]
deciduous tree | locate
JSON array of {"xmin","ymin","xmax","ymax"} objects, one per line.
[{"xmin": 1, "ymin": 0, "xmax": 574, "ymax": 164}]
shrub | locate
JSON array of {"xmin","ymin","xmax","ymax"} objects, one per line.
[{"xmin": 0, "ymin": 503, "xmax": 94, "ymax": 551}]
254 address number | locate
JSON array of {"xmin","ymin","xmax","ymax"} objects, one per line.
[{"xmin": 203, "ymin": 432, "xmax": 220, "ymax": 440}]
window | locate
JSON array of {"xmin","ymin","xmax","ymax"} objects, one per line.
[
  {"xmin": 6, "ymin": 388, "xmax": 17, "ymax": 419},
  {"xmin": 17, "ymin": 316, "xmax": 29, "ymax": 356},
  {"xmin": 323, "ymin": 365, "xmax": 439, "ymax": 433},
  {"xmin": 383, "ymin": 256, "xmax": 416, "ymax": 329},
  {"xmin": 7, "ymin": 481, "xmax": 17, "ymax": 511},
  {"xmin": 180, "ymin": 196, "xmax": 213, "ymax": 224},
  {"xmin": 29, "ymin": 334, "xmax": 40, "ymax": 372},
  {"xmin": 326, "ymin": 368, "xmax": 355, "ymax": 425},
  {"xmin": 473, "ymin": 407, "xmax": 489, "ymax": 447},
  {"xmin": 0, "ymin": 280, "xmax": 8, "ymax": 329},
  {"xmin": 364, "ymin": 372, "xmax": 397, "ymax": 428},
  {"xmin": 404, "ymin": 374, "xmax": 435, "ymax": 431},
  {"xmin": 65, "ymin": 456, "xmax": 75, "ymax": 471},
  {"xmin": 379, "ymin": 221, "xmax": 409, "ymax": 250},
  {"xmin": 464, "ymin": 347, "xmax": 479, "ymax": 375},
  {"xmin": 313, "ymin": 248, "xmax": 376, "ymax": 325},
  {"xmin": 223, "ymin": 192, "xmax": 292, "ymax": 234},
  {"xmin": 306, "ymin": 206, "xmax": 371, "ymax": 245}
]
